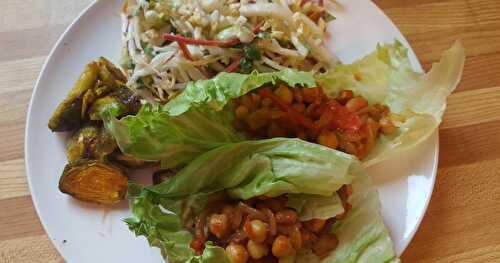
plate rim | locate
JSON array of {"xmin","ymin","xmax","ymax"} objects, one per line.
[{"xmin": 24, "ymin": 0, "xmax": 438, "ymax": 260}]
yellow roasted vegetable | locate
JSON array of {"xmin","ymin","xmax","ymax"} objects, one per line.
[
  {"xmin": 96, "ymin": 57, "xmax": 127, "ymax": 89},
  {"xmin": 59, "ymin": 160, "xmax": 128, "ymax": 204},
  {"xmin": 48, "ymin": 62, "xmax": 99, "ymax": 131}
]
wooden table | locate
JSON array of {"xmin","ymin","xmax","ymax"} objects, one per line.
[{"xmin": 0, "ymin": 0, "xmax": 499, "ymax": 262}]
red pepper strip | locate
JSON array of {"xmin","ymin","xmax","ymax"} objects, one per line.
[
  {"xmin": 322, "ymin": 100, "xmax": 363, "ymax": 133},
  {"xmin": 252, "ymin": 21, "xmax": 264, "ymax": 34},
  {"xmin": 223, "ymin": 57, "xmax": 242, "ymax": 73},
  {"xmin": 177, "ymin": 42, "xmax": 193, "ymax": 61},
  {"xmin": 165, "ymin": 22, "xmax": 262, "ymax": 49},
  {"xmin": 164, "ymin": 34, "xmax": 240, "ymax": 47},
  {"xmin": 319, "ymin": 0, "xmax": 326, "ymax": 19},
  {"xmin": 258, "ymin": 88, "xmax": 318, "ymax": 131}
]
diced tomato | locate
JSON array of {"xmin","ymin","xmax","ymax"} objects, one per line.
[{"xmin": 321, "ymin": 100, "xmax": 363, "ymax": 133}]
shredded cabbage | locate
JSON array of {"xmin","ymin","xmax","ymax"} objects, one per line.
[{"xmin": 122, "ymin": 0, "xmax": 339, "ymax": 102}]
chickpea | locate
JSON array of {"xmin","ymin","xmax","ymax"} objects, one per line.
[
  {"xmin": 305, "ymin": 219, "xmax": 326, "ymax": 233},
  {"xmin": 339, "ymin": 141, "xmax": 357, "ymax": 155},
  {"xmin": 312, "ymin": 233, "xmax": 339, "ymax": 257},
  {"xmin": 247, "ymin": 240, "xmax": 269, "ymax": 259},
  {"xmin": 300, "ymin": 227, "xmax": 317, "ymax": 245},
  {"xmin": 251, "ymin": 93, "xmax": 262, "ymax": 107},
  {"xmin": 245, "ymin": 219, "xmax": 268, "ymax": 243},
  {"xmin": 305, "ymin": 103, "xmax": 320, "ymax": 118},
  {"xmin": 379, "ymin": 117, "xmax": 397, "ymax": 134},
  {"xmin": 291, "ymin": 103, "xmax": 306, "ymax": 113},
  {"xmin": 274, "ymin": 85, "xmax": 294, "ymax": 105},
  {"xmin": 247, "ymin": 108, "xmax": 271, "ymax": 130},
  {"xmin": 240, "ymin": 94, "xmax": 255, "ymax": 112},
  {"xmin": 318, "ymin": 131, "xmax": 338, "ymax": 149},
  {"xmin": 288, "ymin": 225, "xmax": 303, "ymax": 250},
  {"xmin": 275, "ymin": 209, "xmax": 298, "ymax": 224},
  {"xmin": 272, "ymin": 235, "xmax": 295, "ymax": 258},
  {"xmin": 345, "ymin": 96, "xmax": 368, "ymax": 112},
  {"xmin": 278, "ymin": 254, "xmax": 296, "ymax": 263},
  {"xmin": 208, "ymin": 213, "xmax": 230, "ymax": 239},
  {"xmin": 271, "ymin": 110, "xmax": 286, "ymax": 120},
  {"xmin": 226, "ymin": 243, "xmax": 249, "ymax": 263},
  {"xmin": 235, "ymin": 105, "xmax": 250, "ymax": 120}
]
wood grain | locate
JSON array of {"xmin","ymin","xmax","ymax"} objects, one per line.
[{"xmin": 0, "ymin": 0, "xmax": 499, "ymax": 262}]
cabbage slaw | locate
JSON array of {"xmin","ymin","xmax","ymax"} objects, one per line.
[{"xmin": 121, "ymin": 0, "xmax": 340, "ymax": 102}]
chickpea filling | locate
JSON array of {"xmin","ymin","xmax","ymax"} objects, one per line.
[
  {"xmin": 232, "ymin": 85, "xmax": 397, "ymax": 159},
  {"xmin": 189, "ymin": 185, "xmax": 353, "ymax": 263}
]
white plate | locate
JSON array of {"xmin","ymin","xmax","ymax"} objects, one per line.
[{"xmin": 25, "ymin": 0, "xmax": 437, "ymax": 262}]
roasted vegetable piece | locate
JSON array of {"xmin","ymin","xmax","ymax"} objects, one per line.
[
  {"xmin": 89, "ymin": 87, "xmax": 141, "ymax": 120},
  {"xmin": 48, "ymin": 62, "xmax": 99, "ymax": 131},
  {"xmin": 81, "ymin": 89, "xmax": 96, "ymax": 119},
  {"xmin": 59, "ymin": 160, "xmax": 128, "ymax": 204},
  {"xmin": 66, "ymin": 125, "xmax": 117, "ymax": 163},
  {"xmin": 96, "ymin": 57, "xmax": 127, "ymax": 89}
]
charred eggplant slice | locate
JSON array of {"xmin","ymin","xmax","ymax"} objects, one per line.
[
  {"xmin": 59, "ymin": 160, "xmax": 128, "ymax": 204},
  {"xmin": 48, "ymin": 62, "xmax": 99, "ymax": 131}
]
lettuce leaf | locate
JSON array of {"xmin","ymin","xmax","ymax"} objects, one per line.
[
  {"xmin": 164, "ymin": 69, "xmax": 316, "ymax": 116},
  {"xmin": 126, "ymin": 186, "xmax": 229, "ymax": 263},
  {"xmin": 126, "ymin": 139, "xmax": 398, "ymax": 262},
  {"xmin": 317, "ymin": 41, "xmax": 465, "ymax": 166},
  {"xmin": 288, "ymin": 194, "xmax": 345, "ymax": 221},
  {"xmin": 103, "ymin": 104, "xmax": 244, "ymax": 168},
  {"xmin": 147, "ymin": 138, "xmax": 357, "ymax": 199},
  {"xmin": 104, "ymin": 69, "xmax": 315, "ymax": 168},
  {"xmin": 296, "ymin": 172, "xmax": 398, "ymax": 263}
]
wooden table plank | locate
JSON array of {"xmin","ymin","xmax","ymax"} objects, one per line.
[{"xmin": 0, "ymin": 0, "xmax": 499, "ymax": 262}]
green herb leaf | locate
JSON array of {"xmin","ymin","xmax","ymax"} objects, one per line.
[
  {"xmin": 239, "ymin": 57, "xmax": 253, "ymax": 72},
  {"xmin": 243, "ymin": 44, "xmax": 261, "ymax": 61}
]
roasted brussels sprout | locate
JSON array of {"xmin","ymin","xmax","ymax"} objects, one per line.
[
  {"xmin": 96, "ymin": 57, "xmax": 127, "ymax": 89},
  {"xmin": 48, "ymin": 58, "xmax": 131, "ymax": 131},
  {"xmin": 48, "ymin": 62, "xmax": 99, "ymax": 131},
  {"xmin": 66, "ymin": 125, "xmax": 117, "ymax": 163},
  {"xmin": 59, "ymin": 160, "xmax": 128, "ymax": 204},
  {"xmin": 88, "ymin": 87, "xmax": 140, "ymax": 120}
]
